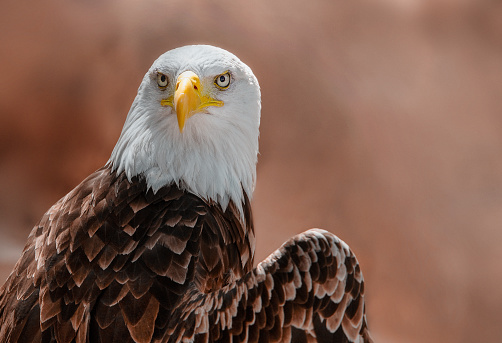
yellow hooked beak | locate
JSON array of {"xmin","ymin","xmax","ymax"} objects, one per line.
[{"xmin": 160, "ymin": 71, "xmax": 224, "ymax": 132}]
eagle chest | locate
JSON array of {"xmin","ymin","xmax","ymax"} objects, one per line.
[{"xmin": 103, "ymin": 175, "xmax": 256, "ymax": 296}]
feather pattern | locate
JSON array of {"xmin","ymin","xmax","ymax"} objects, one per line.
[
  {"xmin": 0, "ymin": 166, "xmax": 372, "ymax": 342},
  {"xmin": 0, "ymin": 165, "xmax": 255, "ymax": 342},
  {"xmin": 163, "ymin": 229, "xmax": 373, "ymax": 343}
]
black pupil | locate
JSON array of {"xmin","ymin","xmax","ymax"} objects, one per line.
[
  {"xmin": 219, "ymin": 75, "xmax": 226, "ymax": 83},
  {"xmin": 160, "ymin": 75, "xmax": 166, "ymax": 83}
]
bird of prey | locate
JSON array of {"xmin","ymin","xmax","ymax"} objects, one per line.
[{"xmin": 0, "ymin": 45, "xmax": 373, "ymax": 342}]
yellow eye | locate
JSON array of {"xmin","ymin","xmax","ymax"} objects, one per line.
[
  {"xmin": 157, "ymin": 73, "xmax": 168, "ymax": 88},
  {"xmin": 214, "ymin": 72, "xmax": 231, "ymax": 89}
]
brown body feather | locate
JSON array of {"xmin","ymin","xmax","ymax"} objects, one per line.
[{"xmin": 0, "ymin": 165, "xmax": 372, "ymax": 342}]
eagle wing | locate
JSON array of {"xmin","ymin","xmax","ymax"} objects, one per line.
[{"xmin": 166, "ymin": 229, "xmax": 373, "ymax": 343}]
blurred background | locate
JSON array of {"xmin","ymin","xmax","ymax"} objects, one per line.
[{"xmin": 1, "ymin": 0, "xmax": 502, "ymax": 342}]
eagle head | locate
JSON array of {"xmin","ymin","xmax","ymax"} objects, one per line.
[{"xmin": 110, "ymin": 45, "xmax": 261, "ymax": 215}]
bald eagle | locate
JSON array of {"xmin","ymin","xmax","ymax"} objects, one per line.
[{"xmin": 0, "ymin": 45, "xmax": 373, "ymax": 343}]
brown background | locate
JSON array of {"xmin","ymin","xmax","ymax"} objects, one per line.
[{"xmin": 1, "ymin": 1, "xmax": 502, "ymax": 342}]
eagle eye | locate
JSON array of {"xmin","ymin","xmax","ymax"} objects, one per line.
[
  {"xmin": 215, "ymin": 72, "xmax": 231, "ymax": 89},
  {"xmin": 157, "ymin": 73, "xmax": 168, "ymax": 89}
]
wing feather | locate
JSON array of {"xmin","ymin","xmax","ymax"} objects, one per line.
[{"xmin": 169, "ymin": 229, "xmax": 373, "ymax": 343}]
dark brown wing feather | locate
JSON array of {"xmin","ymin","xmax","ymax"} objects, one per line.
[
  {"xmin": 165, "ymin": 229, "xmax": 373, "ymax": 343},
  {"xmin": 0, "ymin": 165, "xmax": 254, "ymax": 342}
]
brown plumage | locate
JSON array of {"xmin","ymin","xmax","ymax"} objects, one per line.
[
  {"xmin": 0, "ymin": 45, "xmax": 373, "ymax": 342},
  {"xmin": 0, "ymin": 166, "xmax": 254, "ymax": 342},
  {"xmin": 0, "ymin": 165, "xmax": 372, "ymax": 342}
]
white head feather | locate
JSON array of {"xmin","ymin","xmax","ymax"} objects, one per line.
[{"xmin": 109, "ymin": 45, "xmax": 261, "ymax": 217}]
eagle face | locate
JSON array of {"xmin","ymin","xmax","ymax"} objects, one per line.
[
  {"xmin": 110, "ymin": 45, "xmax": 261, "ymax": 214},
  {"xmin": 149, "ymin": 46, "xmax": 260, "ymax": 134}
]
